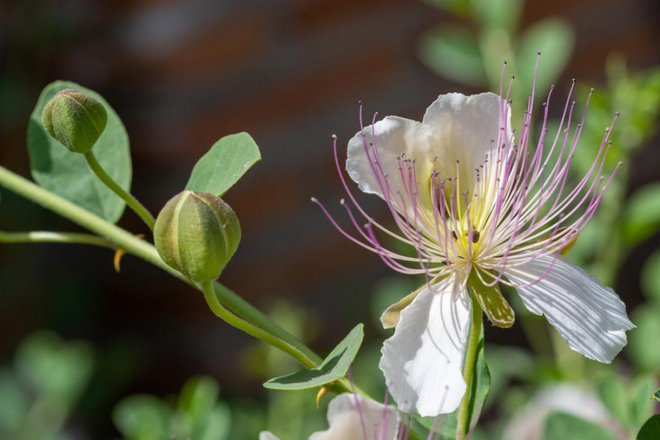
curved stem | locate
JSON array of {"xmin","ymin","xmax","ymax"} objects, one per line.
[
  {"xmin": 456, "ymin": 300, "xmax": 483, "ymax": 440},
  {"xmin": 200, "ymin": 280, "xmax": 317, "ymax": 368},
  {"xmin": 83, "ymin": 152, "xmax": 156, "ymax": 230},
  {"xmin": 0, "ymin": 165, "xmax": 320, "ymax": 368},
  {"xmin": 0, "ymin": 230, "xmax": 114, "ymax": 248}
]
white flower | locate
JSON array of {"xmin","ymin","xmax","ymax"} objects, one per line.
[
  {"xmin": 259, "ymin": 393, "xmax": 399, "ymax": 440},
  {"xmin": 314, "ymin": 90, "xmax": 634, "ymax": 417}
]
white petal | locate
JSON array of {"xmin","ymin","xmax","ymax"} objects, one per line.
[
  {"xmin": 422, "ymin": 93, "xmax": 511, "ymax": 199},
  {"xmin": 259, "ymin": 432, "xmax": 280, "ymax": 440},
  {"xmin": 507, "ymin": 255, "xmax": 634, "ymax": 363},
  {"xmin": 346, "ymin": 116, "xmax": 436, "ymax": 203},
  {"xmin": 379, "ymin": 278, "xmax": 471, "ymax": 417},
  {"xmin": 422, "ymin": 93, "xmax": 509, "ymax": 169},
  {"xmin": 309, "ymin": 393, "xmax": 399, "ymax": 440}
]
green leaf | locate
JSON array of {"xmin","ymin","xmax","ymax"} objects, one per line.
[
  {"xmin": 544, "ymin": 412, "xmax": 617, "ymax": 440},
  {"xmin": 517, "ymin": 18, "xmax": 575, "ymax": 97},
  {"xmin": 194, "ymin": 403, "xmax": 231, "ymax": 440},
  {"xmin": 263, "ymin": 323, "xmax": 364, "ymax": 390},
  {"xmin": 27, "ymin": 81, "xmax": 131, "ymax": 223},
  {"xmin": 113, "ymin": 395, "xmax": 171, "ymax": 440},
  {"xmin": 174, "ymin": 376, "xmax": 230, "ymax": 440},
  {"xmin": 485, "ymin": 345, "xmax": 534, "ymax": 403},
  {"xmin": 596, "ymin": 376, "xmax": 630, "ymax": 428},
  {"xmin": 186, "ymin": 132, "xmax": 261, "ymax": 196},
  {"xmin": 0, "ymin": 370, "xmax": 29, "ymax": 431},
  {"xmin": 418, "ymin": 26, "xmax": 487, "ymax": 87},
  {"xmin": 637, "ymin": 415, "xmax": 660, "ymax": 440},
  {"xmin": 14, "ymin": 331, "xmax": 94, "ymax": 403},
  {"xmin": 422, "ymin": 0, "xmax": 472, "ymax": 17},
  {"xmin": 641, "ymin": 251, "xmax": 660, "ymax": 301},
  {"xmin": 631, "ymin": 375, "xmax": 657, "ymax": 429},
  {"xmin": 623, "ymin": 183, "xmax": 660, "ymax": 246},
  {"xmin": 178, "ymin": 376, "xmax": 219, "ymax": 422},
  {"xmin": 628, "ymin": 304, "xmax": 660, "ymax": 371},
  {"xmin": 472, "ymin": 0, "xmax": 522, "ymax": 30}
]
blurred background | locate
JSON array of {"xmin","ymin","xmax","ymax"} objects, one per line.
[{"xmin": 0, "ymin": 0, "xmax": 658, "ymax": 439}]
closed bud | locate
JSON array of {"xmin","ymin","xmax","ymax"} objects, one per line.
[
  {"xmin": 154, "ymin": 191, "xmax": 241, "ymax": 282},
  {"xmin": 42, "ymin": 89, "xmax": 107, "ymax": 154}
]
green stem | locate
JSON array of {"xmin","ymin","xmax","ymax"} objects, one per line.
[
  {"xmin": 200, "ymin": 280, "xmax": 318, "ymax": 368},
  {"xmin": 456, "ymin": 300, "xmax": 483, "ymax": 440},
  {"xmin": 0, "ymin": 230, "xmax": 113, "ymax": 248},
  {"xmin": 0, "ymin": 165, "xmax": 320, "ymax": 368},
  {"xmin": 83, "ymin": 152, "xmax": 156, "ymax": 230}
]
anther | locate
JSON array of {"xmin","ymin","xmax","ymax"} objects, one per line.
[
  {"xmin": 472, "ymin": 230, "xmax": 481, "ymax": 243},
  {"xmin": 451, "ymin": 231, "xmax": 458, "ymax": 240}
]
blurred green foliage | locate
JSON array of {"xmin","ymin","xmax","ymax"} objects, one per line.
[
  {"xmin": 113, "ymin": 376, "xmax": 231, "ymax": 440},
  {"xmin": 0, "ymin": 331, "xmax": 93, "ymax": 440},
  {"xmin": 420, "ymin": 0, "xmax": 574, "ymax": 116}
]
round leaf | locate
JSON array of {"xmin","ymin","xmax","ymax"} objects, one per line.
[{"xmin": 27, "ymin": 81, "xmax": 131, "ymax": 223}]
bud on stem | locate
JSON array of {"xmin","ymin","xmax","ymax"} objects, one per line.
[
  {"xmin": 154, "ymin": 191, "xmax": 241, "ymax": 282},
  {"xmin": 42, "ymin": 89, "xmax": 108, "ymax": 153}
]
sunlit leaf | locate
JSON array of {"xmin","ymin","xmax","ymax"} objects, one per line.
[
  {"xmin": 544, "ymin": 412, "xmax": 617, "ymax": 440},
  {"xmin": 631, "ymin": 375, "xmax": 657, "ymax": 429},
  {"xmin": 113, "ymin": 395, "xmax": 171, "ymax": 440},
  {"xmin": 622, "ymin": 183, "xmax": 660, "ymax": 246},
  {"xmin": 596, "ymin": 376, "xmax": 630, "ymax": 428},
  {"xmin": 186, "ymin": 132, "xmax": 261, "ymax": 196},
  {"xmin": 628, "ymin": 304, "xmax": 660, "ymax": 372},
  {"xmin": 472, "ymin": 0, "xmax": 522, "ymax": 30},
  {"xmin": 264, "ymin": 324, "xmax": 364, "ymax": 390},
  {"xmin": 517, "ymin": 18, "xmax": 575, "ymax": 97},
  {"xmin": 175, "ymin": 376, "xmax": 230, "ymax": 440},
  {"xmin": 418, "ymin": 26, "xmax": 487, "ymax": 86},
  {"xmin": 27, "ymin": 81, "xmax": 131, "ymax": 223}
]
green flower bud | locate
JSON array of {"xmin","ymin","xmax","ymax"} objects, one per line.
[
  {"xmin": 154, "ymin": 191, "xmax": 241, "ymax": 282},
  {"xmin": 42, "ymin": 89, "xmax": 108, "ymax": 153}
]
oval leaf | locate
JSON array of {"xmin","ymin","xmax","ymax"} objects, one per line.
[
  {"xmin": 623, "ymin": 183, "xmax": 660, "ymax": 246},
  {"xmin": 641, "ymin": 251, "xmax": 660, "ymax": 300},
  {"xmin": 264, "ymin": 323, "xmax": 364, "ymax": 390},
  {"xmin": 418, "ymin": 26, "xmax": 487, "ymax": 87},
  {"xmin": 544, "ymin": 412, "xmax": 617, "ymax": 440},
  {"xmin": 186, "ymin": 132, "xmax": 261, "ymax": 196},
  {"xmin": 517, "ymin": 18, "xmax": 575, "ymax": 96},
  {"xmin": 27, "ymin": 81, "xmax": 131, "ymax": 223}
]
